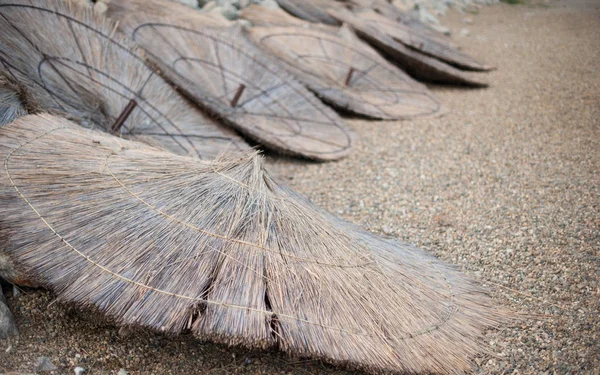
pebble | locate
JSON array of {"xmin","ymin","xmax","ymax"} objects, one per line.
[
  {"xmin": 217, "ymin": 0, "xmax": 239, "ymax": 9},
  {"xmin": 117, "ymin": 369, "xmax": 130, "ymax": 375},
  {"xmin": 93, "ymin": 1, "xmax": 107, "ymax": 14},
  {"xmin": 459, "ymin": 28, "xmax": 471, "ymax": 37},
  {"xmin": 430, "ymin": 23, "xmax": 452, "ymax": 36},
  {"xmin": 0, "ymin": 288, "xmax": 18, "ymax": 338},
  {"xmin": 74, "ymin": 366, "xmax": 86, "ymax": 375},
  {"xmin": 257, "ymin": 0, "xmax": 280, "ymax": 10},
  {"xmin": 202, "ymin": 0, "xmax": 217, "ymax": 11},
  {"xmin": 35, "ymin": 356, "xmax": 58, "ymax": 372},
  {"xmin": 220, "ymin": 3, "xmax": 240, "ymax": 19},
  {"xmin": 173, "ymin": 0, "xmax": 199, "ymax": 8},
  {"xmin": 237, "ymin": 19, "xmax": 253, "ymax": 28}
]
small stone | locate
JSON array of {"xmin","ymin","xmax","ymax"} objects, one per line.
[
  {"xmin": 220, "ymin": 4, "xmax": 240, "ymax": 20},
  {"xmin": 459, "ymin": 28, "xmax": 471, "ymax": 37},
  {"xmin": 237, "ymin": 19, "xmax": 252, "ymax": 28},
  {"xmin": 217, "ymin": 0, "xmax": 240, "ymax": 9},
  {"xmin": 93, "ymin": 1, "xmax": 108, "ymax": 14},
  {"xmin": 173, "ymin": 0, "xmax": 199, "ymax": 8},
  {"xmin": 258, "ymin": 0, "xmax": 280, "ymax": 9},
  {"xmin": 0, "ymin": 289, "xmax": 18, "ymax": 338},
  {"xmin": 201, "ymin": 0, "xmax": 216, "ymax": 11},
  {"xmin": 117, "ymin": 369, "xmax": 129, "ymax": 375},
  {"xmin": 462, "ymin": 17, "xmax": 474, "ymax": 24},
  {"xmin": 12, "ymin": 285, "xmax": 20, "ymax": 297},
  {"xmin": 74, "ymin": 366, "xmax": 86, "ymax": 375},
  {"xmin": 35, "ymin": 356, "xmax": 58, "ymax": 372},
  {"xmin": 430, "ymin": 24, "xmax": 451, "ymax": 36},
  {"xmin": 417, "ymin": 7, "xmax": 440, "ymax": 25}
]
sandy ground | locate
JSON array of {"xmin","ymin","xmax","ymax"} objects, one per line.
[{"xmin": 1, "ymin": 0, "xmax": 599, "ymax": 374}]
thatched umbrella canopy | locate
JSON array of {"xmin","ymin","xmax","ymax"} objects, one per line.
[
  {"xmin": 339, "ymin": 0, "xmax": 456, "ymax": 44},
  {"xmin": 1, "ymin": 113, "xmax": 503, "ymax": 374},
  {"xmin": 106, "ymin": 0, "xmax": 356, "ymax": 161},
  {"xmin": 350, "ymin": 9, "xmax": 494, "ymax": 71},
  {"xmin": 328, "ymin": 8, "xmax": 489, "ymax": 87},
  {"xmin": 0, "ymin": 0, "xmax": 250, "ymax": 159},
  {"xmin": 249, "ymin": 25, "xmax": 444, "ymax": 119},
  {"xmin": 0, "ymin": 75, "xmax": 27, "ymax": 126}
]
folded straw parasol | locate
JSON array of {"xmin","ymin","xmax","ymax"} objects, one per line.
[
  {"xmin": 0, "ymin": 113, "xmax": 503, "ymax": 374},
  {"xmin": 105, "ymin": 0, "xmax": 356, "ymax": 161},
  {"xmin": 249, "ymin": 24, "xmax": 444, "ymax": 119},
  {"xmin": 337, "ymin": 0, "xmax": 459, "ymax": 43},
  {"xmin": 328, "ymin": 8, "xmax": 489, "ymax": 87},
  {"xmin": 350, "ymin": 9, "xmax": 495, "ymax": 71},
  {"xmin": 0, "ymin": 0, "xmax": 249, "ymax": 159}
]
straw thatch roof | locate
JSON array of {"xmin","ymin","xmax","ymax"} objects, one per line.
[
  {"xmin": 0, "ymin": 75, "xmax": 27, "ymax": 126},
  {"xmin": 106, "ymin": 0, "xmax": 356, "ymax": 161},
  {"xmin": 352, "ymin": 9, "xmax": 494, "ymax": 71},
  {"xmin": 1, "ymin": 113, "xmax": 503, "ymax": 374},
  {"xmin": 329, "ymin": 8, "xmax": 489, "ymax": 87},
  {"xmin": 0, "ymin": 0, "xmax": 250, "ymax": 159},
  {"xmin": 249, "ymin": 25, "xmax": 444, "ymax": 119}
]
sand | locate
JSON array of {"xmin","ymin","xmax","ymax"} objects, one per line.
[{"xmin": 1, "ymin": 0, "xmax": 598, "ymax": 374}]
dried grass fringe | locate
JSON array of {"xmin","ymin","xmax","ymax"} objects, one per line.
[{"xmin": 0, "ymin": 114, "xmax": 506, "ymax": 374}]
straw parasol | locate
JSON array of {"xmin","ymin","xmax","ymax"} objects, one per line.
[
  {"xmin": 1, "ymin": 113, "xmax": 504, "ymax": 374},
  {"xmin": 350, "ymin": 9, "xmax": 494, "ymax": 71},
  {"xmin": 106, "ymin": 0, "xmax": 356, "ymax": 161},
  {"xmin": 0, "ymin": 0, "xmax": 250, "ymax": 159},
  {"xmin": 249, "ymin": 24, "xmax": 444, "ymax": 119},
  {"xmin": 339, "ymin": 0, "xmax": 457, "ymax": 43},
  {"xmin": 0, "ymin": 75, "xmax": 27, "ymax": 126},
  {"xmin": 328, "ymin": 8, "xmax": 489, "ymax": 87}
]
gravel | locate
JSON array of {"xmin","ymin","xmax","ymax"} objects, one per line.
[
  {"xmin": 176, "ymin": 0, "xmax": 499, "ymax": 28},
  {"xmin": 0, "ymin": 0, "xmax": 598, "ymax": 374}
]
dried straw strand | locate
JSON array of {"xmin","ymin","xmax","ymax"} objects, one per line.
[
  {"xmin": 0, "ymin": 0, "xmax": 250, "ymax": 159},
  {"xmin": 0, "ymin": 114, "xmax": 505, "ymax": 375},
  {"xmin": 106, "ymin": 0, "xmax": 356, "ymax": 161}
]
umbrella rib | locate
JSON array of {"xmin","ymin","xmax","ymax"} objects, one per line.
[{"xmin": 67, "ymin": 19, "xmax": 94, "ymax": 78}]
